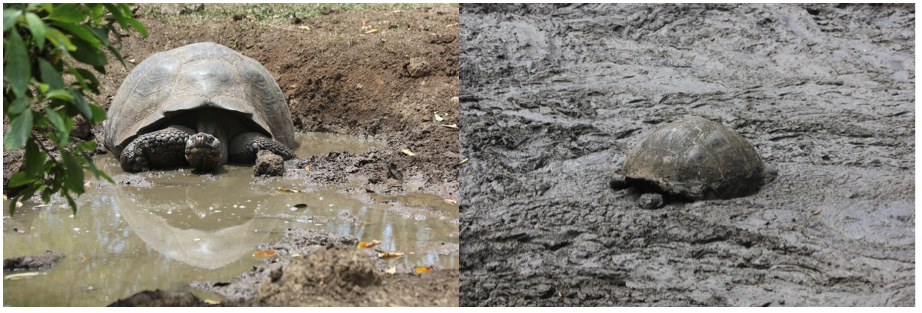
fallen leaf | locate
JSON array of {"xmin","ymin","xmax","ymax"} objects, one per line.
[
  {"xmin": 34, "ymin": 204, "xmax": 51, "ymax": 208},
  {"xmin": 439, "ymin": 216, "xmax": 448, "ymax": 220},
  {"xmin": 304, "ymin": 166, "xmax": 310, "ymax": 171},
  {"xmin": 811, "ymin": 209, "xmax": 820, "ymax": 215},
  {"xmin": 413, "ymin": 266, "xmax": 433, "ymax": 274},
  {"xmin": 292, "ymin": 253, "xmax": 303, "ymax": 258},
  {"xmin": 444, "ymin": 199, "xmax": 458, "ymax": 204},
  {"xmin": 253, "ymin": 250, "xmax": 277, "ymax": 259},
  {"xmin": 364, "ymin": 29, "xmax": 379, "ymax": 34},
  {"xmin": 401, "ymin": 149, "xmax": 415, "ymax": 156},
  {"xmin": 385, "ymin": 266, "xmax": 397, "ymax": 274},
  {"xmin": 2, "ymin": 194, "xmax": 5, "ymax": 200},
  {"xmin": 79, "ymin": 256, "xmax": 90, "ymax": 263},
  {"xmin": 297, "ymin": 25, "xmax": 310, "ymax": 31},
  {"xmin": 204, "ymin": 299, "xmax": 220, "ymax": 305},
  {"xmin": 442, "ymin": 124, "xmax": 458, "ymax": 129},
  {"xmin": 357, "ymin": 240, "xmax": 382, "ymax": 249},
  {"xmin": 293, "ymin": 203, "xmax": 308, "ymax": 209},
  {"xmin": 84, "ymin": 181, "xmax": 90, "ymax": 187},
  {"xmin": 193, "ymin": 238, "xmax": 201, "ymax": 242},
  {"xmin": 16, "ymin": 201, "xmax": 22, "ymax": 208},
  {"xmin": 446, "ymin": 23, "xmax": 458, "ymax": 28},
  {"xmin": 378, "ymin": 252, "xmax": 404, "ymax": 259},
  {"xmin": 434, "ymin": 113, "xmax": 444, "ymax": 121},
  {"xmin": 279, "ymin": 187, "xmax": 304, "ymax": 193},
  {"xmin": 459, "ymin": 158, "xmax": 469, "ymax": 165}
]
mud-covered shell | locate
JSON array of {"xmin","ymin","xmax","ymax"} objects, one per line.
[
  {"xmin": 103, "ymin": 42, "xmax": 295, "ymax": 157},
  {"xmin": 622, "ymin": 115, "xmax": 764, "ymax": 200}
]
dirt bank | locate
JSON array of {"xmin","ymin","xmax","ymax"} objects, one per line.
[{"xmin": 459, "ymin": 3, "xmax": 914, "ymax": 306}]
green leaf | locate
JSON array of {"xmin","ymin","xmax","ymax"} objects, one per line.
[
  {"xmin": 74, "ymin": 68, "xmax": 101, "ymax": 94},
  {"xmin": 89, "ymin": 104, "xmax": 106, "ymax": 123},
  {"xmin": 3, "ymin": 8, "xmax": 21, "ymax": 32},
  {"xmin": 45, "ymin": 108, "xmax": 69, "ymax": 142},
  {"xmin": 7, "ymin": 97, "xmax": 29, "ymax": 115},
  {"xmin": 44, "ymin": 89, "xmax": 73, "ymax": 102},
  {"xmin": 62, "ymin": 152, "xmax": 85, "ymax": 194},
  {"xmin": 101, "ymin": 4, "xmax": 129, "ymax": 30},
  {"xmin": 38, "ymin": 58, "xmax": 64, "ymax": 90},
  {"xmin": 24, "ymin": 140, "xmax": 46, "ymax": 176},
  {"xmin": 87, "ymin": 26, "xmax": 109, "ymax": 46},
  {"xmin": 68, "ymin": 36, "xmax": 107, "ymax": 66},
  {"xmin": 50, "ymin": 21, "xmax": 101, "ymax": 53},
  {"xmin": 77, "ymin": 140, "xmax": 96, "ymax": 152},
  {"xmin": 47, "ymin": 3, "xmax": 84, "ymax": 23},
  {"xmin": 106, "ymin": 44, "xmax": 127, "ymax": 68},
  {"xmin": 65, "ymin": 193, "xmax": 78, "ymax": 215},
  {"xmin": 69, "ymin": 89, "xmax": 93, "ymax": 120},
  {"xmin": 46, "ymin": 27, "xmax": 76, "ymax": 51},
  {"xmin": 4, "ymin": 109, "xmax": 33, "ymax": 150},
  {"xmin": 4, "ymin": 29, "xmax": 31, "ymax": 98},
  {"xmin": 9, "ymin": 185, "xmax": 40, "ymax": 215},
  {"xmin": 24, "ymin": 12, "xmax": 45, "ymax": 50},
  {"xmin": 7, "ymin": 171, "xmax": 37, "ymax": 188},
  {"xmin": 125, "ymin": 17, "xmax": 148, "ymax": 37},
  {"xmin": 86, "ymin": 4, "xmax": 105, "ymax": 24},
  {"xmin": 67, "ymin": 67, "xmax": 91, "ymax": 92}
]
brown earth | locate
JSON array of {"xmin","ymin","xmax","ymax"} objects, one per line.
[{"xmin": 4, "ymin": 3, "xmax": 459, "ymax": 307}]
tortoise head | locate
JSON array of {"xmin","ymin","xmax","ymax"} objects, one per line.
[{"xmin": 185, "ymin": 133, "xmax": 223, "ymax": 172}]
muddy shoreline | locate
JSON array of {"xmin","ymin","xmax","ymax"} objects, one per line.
[{"xmin": 459, "ymin": 3, "xmax": 914, "ymax": 306}]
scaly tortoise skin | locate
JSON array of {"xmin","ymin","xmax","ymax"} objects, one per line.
[
  {"xmin": 621, "ymin": 115, "xmax": 765, "ymax": 200},
  {"xmin": 103, "ymin": 42, "xmax": 296, "ymax": 172}
]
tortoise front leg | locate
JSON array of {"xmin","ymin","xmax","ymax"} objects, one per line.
[
  {"xmin": 120, "ymin": 126, "xmax": 194, "ymax": 172},
  {"xmin": 228, "ymin": 132, "xmax": 295, "ymax": 164}
]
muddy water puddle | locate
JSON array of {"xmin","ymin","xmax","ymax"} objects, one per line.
[{"xmin": 3, "ymin": 133, "xmax": 458, "ymax": 306}]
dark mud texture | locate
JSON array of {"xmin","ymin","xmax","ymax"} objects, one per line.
[
  {"xmin": 114, "ymin": 229, "xmax": 459, "ymax": 306},
  {"xmin": 3, "ymin": 250, "xmax": 65, "ymax": 271},
  {"xmin": 460, "ymin": 4, "xmax": 913, "ymax": 306}
]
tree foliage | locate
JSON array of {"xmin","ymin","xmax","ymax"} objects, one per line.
[{"xmin": 3, "ymin": 3, "xmax": 147, "ymax": 214}]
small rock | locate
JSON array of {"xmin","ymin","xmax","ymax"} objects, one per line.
[
  {"xmin": 637, "ymin": 193, "xmax": 664, "ymax": 210},
  {"xmin": 254, "ymin": 150, "xmax": 284, "ymax": 177},
  {"xmin": 407, "ymin": 57, "xmax": 431, "ymax": 78},
  {"xmin": 609, "ymin": 174, "xmax": 628, "ymax": 190},
  {"xmin": 71, "ymin": 116, "xmax": 93, "ymax": 141}
]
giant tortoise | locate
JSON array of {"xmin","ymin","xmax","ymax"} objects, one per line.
[
  {"xmin": 103, "ymin": 42, "xmax": 296, "ymax": 172},
  {"xmin": 611, "ymin": 115, "xmax": 769, "ymax": 208}
]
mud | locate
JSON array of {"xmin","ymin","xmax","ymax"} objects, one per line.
[
  {"xmin": 459, "ymin": 3, "xmax": 914, "ymax": 306},
  {"xmin": 3, "ymin": 250, "xmax": 66, "ymax": 271},
  {"xmin": 117, "ymin": 229, "xmax": 459, "ymax": 307}
]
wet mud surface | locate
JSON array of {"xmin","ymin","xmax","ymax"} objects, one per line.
[
  {"xmin": 110, "ymin": 229, "xmax": 458, "ymax": 306},
  {"xmin": 3, "ymin": 251, "xmax": 65, "ymax": 271},
  {"xmin": 459, "ymin": 4, "xmax": 914, "ymax": 306}
]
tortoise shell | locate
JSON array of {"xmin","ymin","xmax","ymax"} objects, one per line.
[{"xmin": 622, "ymin": 115, "xmax": 765, "ymax": 199}]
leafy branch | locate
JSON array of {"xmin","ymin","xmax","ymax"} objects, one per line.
[{"xmin": 3, "ymin": 3, "xmax": 147, "ymax": 214}]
